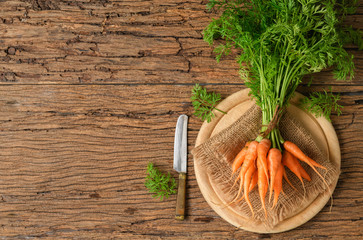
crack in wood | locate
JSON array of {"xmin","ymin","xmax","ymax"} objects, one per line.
[
  {"xmin": 0, "ymin": 72, "xmax": 17, "ymax": 82},
  {"xmin": 28, "ymin": 0, "xmax": 60, "ymax": 11},
  {"xmin": 175, "ymin": 37, "xmax": 192, "ymax": 73},
  {"xmin": 83, "ymin": 109, "xmax": 176, "ymax": 119},
  {"xmin": 66, "ymin": 36, "xmax": 81, "ymax": 45},
  {"xmin": 36, "ymin": 191, "xmax": 51, "ymax": 195},
  {"xmin": 100, "ymin": 30, "xmax": 203, "ymax": 39}
]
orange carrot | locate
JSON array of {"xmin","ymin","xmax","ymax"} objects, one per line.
[
  {"xmin": 244, "ymin": 163, "xmax": 257, "ymax": 216},
  {"xmin": 232, "ymin": 141, "xmax": 258, "ymax": 201},
  {"xmin": 257, "ymin": 138, "xmax": 271, "ymax": 181},
  {"xmin": 267, "ymin": 148, "xmax": 282, "ymax": 202},
  {"xmin": 250, "ymin": 170, "xmax": 258, "ymax": 191},
  {"xmin": 283, "ymin": 169, "xmax": 296, "ymax": 191},
  {"xmin": 233, "ymin": 170, "xmax": 258, "ymax": 205},
  {"xmin": 283, "ymin": 141, "xmax": 326, "ymax": 170},
  {"xmin": 257, "ymin": 156, "xmax": 268, "ymax": 218},
  {"xmin": 228, "ymin": 142, "xmax": 251, "ymax": 193},
  {"xmin": 284, "ymin": 141, "xmax": 333, "ymax": 209},
  {"xmin": 232, "ymin": 146, "xmax": 248, "ymax": 174},
  {"xmin": 272, "ymin": 163, "xmax": 284, "ymax": 208},
  {"xmin": 282, "ymin": 151, "xmax": 306, "ymax": 187},
  {"xmin": 298, "ymin": 164, "xmax": 311, "ymax": 182}
]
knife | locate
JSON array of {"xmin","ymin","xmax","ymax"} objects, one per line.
[{"xmin": 173, "ymin": 114, "xmax": 188, "ymax": 221}]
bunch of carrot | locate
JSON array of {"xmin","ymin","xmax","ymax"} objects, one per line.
[{"xmin": 230, "ymin": 139, "xmax": 327, "ymax": 217}]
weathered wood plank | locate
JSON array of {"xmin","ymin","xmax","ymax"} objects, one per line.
[
  {"xmin": 0, "ymin": 84, "xmax": 361, "ymax": 238},
  {"xmin": 0, "ymin": 0, "xmax": 362, "ymax": 84}
]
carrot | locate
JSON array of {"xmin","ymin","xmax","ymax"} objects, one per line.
[
  {"xmin": 283, "ymin": 141, "xmax": 326, "ymax": 170},
  {"xmin": 272, "ymin": 163, "xmax": 284, "ymax": 208},
  {"xmin": 257, "ymin": 138, "xmax": 271, "ymax": 182},
  {"xmin": 228, "ymin": 142, "xmax": 251, "ymax": 194},
  {"xmin": 223, "ymin": 157, "xmax": 257, "ymax": 209},
  {"xmin": 267, "ymin": 148, "xmax": 282, "ymax": 202},
  {"xmin": 243, "ymin": 163, "xmax": 257, "ymax": 216},
  {"xmin": 232, "ymin": 146, "xmax": 248, "ymax": 174},
  {"xmin": 232, "ymin": 141, "xmax": 258, "ymax": 202},
  {"xmin": 283, "ymin": 169, "xmax": 296, "ymax": 191},
  {"xmin": 284, "ymin": 141, "xmax": 333, "ymax": 209},
  {"xmin": 233, "ymin": 169, "xmax": 258, "ymax": 206},
  {"xmin": 249, "ymin": 170, "xmax": 258, "ymax": 191},
  {"xmin": 230, "ymin": 142, "xmax": 251, "ymax": 182},
  {"xmin": 257, "ymin": 156, "xmax": 268, "ymax": 218},
  {"xmin": 299, "ymin": 164, "xmax": 311, "ymax": 182},
  {"xmin": 282, "ymin": 151, "xmax": 306, "ymax": 187}
]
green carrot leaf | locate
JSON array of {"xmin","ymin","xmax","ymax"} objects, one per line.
[
  {"xmin": 145, "ymin": 163, "xmax": 177, "ymax": 201},
  {"xmin": 191, "ymin": 84, "xmax": 226, "ymax": 123},
  {"xmin": 301, "ymin": 88, "xmax": 343, "ymax": 122}
]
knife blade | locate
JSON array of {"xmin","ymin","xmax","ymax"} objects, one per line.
[{"xmin": 173, "ymin": 114, "xmax": 188, "ymax": 220}]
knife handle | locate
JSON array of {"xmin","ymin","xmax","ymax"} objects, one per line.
[{"xmin": 175, "ymin": 172, "xmax": 186, "ymax": 220}]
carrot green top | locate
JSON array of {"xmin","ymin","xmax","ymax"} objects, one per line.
[{"xmin": 203, "ymin": 0, "xmax": 362, "ymax": 149}]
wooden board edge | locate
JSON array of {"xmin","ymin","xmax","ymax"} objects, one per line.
[{"xmin": 193, "ymin": 89, "xmax": 341, "ymax": 233}]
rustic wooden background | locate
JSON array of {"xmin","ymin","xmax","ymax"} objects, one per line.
[{"xmin": 0, "ymin": 0, "xmax": 362, "ymax": 239}]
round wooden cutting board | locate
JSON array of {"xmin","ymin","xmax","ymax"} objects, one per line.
[{"xmin": 194, "ymin": 89, "xmax": 341, "ymax": 233}]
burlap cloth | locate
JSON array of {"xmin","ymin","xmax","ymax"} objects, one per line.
[{"xmin": 192, "ymin": 104, "xmax": 340, "ymax": 229}]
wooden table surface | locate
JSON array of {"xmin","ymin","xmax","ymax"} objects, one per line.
[{"xmin": 0, "ymin": 0, "xmax": 362, "ymax": 239}]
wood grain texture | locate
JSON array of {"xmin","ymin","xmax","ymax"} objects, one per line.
[{"xmin": 0, "ymin": 0, "xmax": 362, "ymax": 239}]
